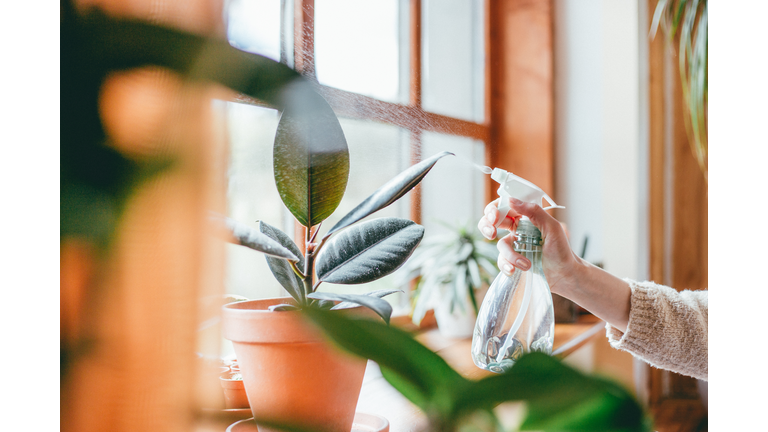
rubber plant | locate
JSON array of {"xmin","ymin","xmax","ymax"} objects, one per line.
[
  {"xmin": 213, "ymin": 90, "xmax": 454, "ymax": 321},
  {"xmin": 305, "ymin": 307, "xmax": 653, "ymax": 432}
]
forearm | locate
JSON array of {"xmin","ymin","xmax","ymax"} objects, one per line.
[{"xmin": 555, "ymin": 259, "xmax": 632, "ymax": 332}]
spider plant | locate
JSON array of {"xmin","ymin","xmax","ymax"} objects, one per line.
[
  {"xmin": 651, "ymin": 0, "xmax": 708, "ymax": 180},
  {"xmin": 398, "ymin": 221, "xmax": 499, "ymax": 326}
]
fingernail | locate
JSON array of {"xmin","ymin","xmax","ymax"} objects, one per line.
[
  {"xmin": 502, "ymin": 264, "xmax": 513, "ymax": 274},
  {"xmin": 510, "ymin": 198, "xmax": 522, "ymax": 206},
  {"xmin": 482, "ymin": 226, "xmax": 493, "ymax": 238},
  {"xmin": 516, "ymin": 258, "xmax": 530, "ymax": 271}
]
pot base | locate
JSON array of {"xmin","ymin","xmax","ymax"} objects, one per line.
[{"xmin": 226, "ymin": 412, "xmax": 389, "ymax": 432}]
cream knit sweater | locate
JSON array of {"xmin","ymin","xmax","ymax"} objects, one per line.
[{"xmin": 605, "ymin": 279, "xmax": 708, "ymax": 381}]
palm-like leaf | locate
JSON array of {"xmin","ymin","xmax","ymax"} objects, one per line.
[
  {"xmin": 324, "ymin": 152, "xmax": 454, "ymax": 238},
  {"xmin": 651, "ymin": 0, "xmax": 707, "ymax": 179},
  {"xmin": 316, "ymin": 218, "xmax": 424, "ymax": 285}
]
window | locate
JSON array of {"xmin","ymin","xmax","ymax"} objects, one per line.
[{"xmin": 223, "ymin": 0, "xmax": 489, "ymax": 313}]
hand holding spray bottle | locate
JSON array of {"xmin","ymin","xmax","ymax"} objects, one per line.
[{"xmin": 471, "ymin": 168, "xmax": 564, "ymax": 373}]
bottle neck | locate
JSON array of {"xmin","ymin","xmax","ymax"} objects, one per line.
[{"xmin": 513, "ymin": 217, "xmax": 543, "ymax": 262}]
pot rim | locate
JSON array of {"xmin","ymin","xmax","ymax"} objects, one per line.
[{"xmin": 222, "ymin": 297, "xmax": 322, "ymax": 344}]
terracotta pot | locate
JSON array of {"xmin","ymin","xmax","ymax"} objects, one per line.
[
  {"xmin": 222, "ymin": 298, "xmax": 368, "ymax": 432},
  {"xmin": 220, "ymin": 374, "xmax": 250, "ymax": 409}
]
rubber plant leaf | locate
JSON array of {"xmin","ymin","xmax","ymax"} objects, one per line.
[
  {"xmin": 273, "ymin": 89, "xmax": 349, "ymax": 227},
  {"xmin": 303, "ymin": 307, "xmax": 467, "ymax": 418},
  {"xmin": 210, "ymin": 213, "xmax": 299, "ymax": 262},
  {"xmin": 258, "ymin": 220, "xmax": 306, "ymax": 304},
  {"xmin": 306, "ymin": 292, "xmax": 393, "ymax": 324},
  {"xmin": 324, "ymin": 151, "xmax": 453, "ymax": 238},
  {"xmin": 316, "ymin": 218, "xmax": 424, "ymax": 285},
  {"xmin": 453, "ymin": 352, "xmax": 650, "ymax": 432},
  {"xmin": 331, "ymin": 289, "xmax": 402, "ymax": 311}
]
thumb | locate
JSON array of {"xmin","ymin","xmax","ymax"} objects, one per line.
[{"xmin": 509, "ymin": 198, "xmax": 558, "ymax": 237}]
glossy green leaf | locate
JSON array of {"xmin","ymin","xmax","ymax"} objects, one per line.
[
  {"xmin": 307, "ymin": 292, "xmax": 393, "ymax": 324},
  {"xmin": 303, "ymin": 307, "xmax": 467, "ymax": 416},
  {"xmin": 316, "ymin": 218, "xmax": 424, "ymax": 284},
  {"xmin": 324, "ymin": 151, "xmax": 453, "ymax": 238},
  {"xmin": 274, "ymin": 91, "xmax": 349, "ymax": 227},
  {"xmin": 211, "ymin": 213, "xmax": 300, "ymax": 262},
  {"xmin": 258, "ymin": 220, "xmax": 306, "ymax": 304},
  {"xmin": 331, "ymin": 289, "xmax": 402, "ymax": 311}
]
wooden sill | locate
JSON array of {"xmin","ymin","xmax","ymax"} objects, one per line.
[{"xmin": 355, "ymin": 314, "xmax": 605, "ymax": 432}]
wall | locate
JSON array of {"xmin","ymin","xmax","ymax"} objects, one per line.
[
  {"xmin": 553, "ymin": 0, "xmax": 649, "ymax": 397},
  {"xmin": 553, "ymin": 0, "xmax": 648, "ymax": 280}
]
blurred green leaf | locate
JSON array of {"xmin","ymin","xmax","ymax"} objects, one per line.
[
  {"xmin": 274, "ymin": 92, "xmax": 349, "ymax": 227},
  {"xmin": 316, "ymin": 218, "xmax": 424, "ymax": 284},
  {"xmin": 324, "ymin": 151, "xmax": 454, "ymax": 238},
  {"xmin": 303, "ymin": 307, "xmax": 468, "ymax": 418}
]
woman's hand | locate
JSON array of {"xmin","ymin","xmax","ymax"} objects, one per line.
[{"xmin": 477, "ymin": 197, "xmax": 584, "ymax": 297}]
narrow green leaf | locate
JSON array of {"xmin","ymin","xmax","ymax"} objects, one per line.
[
  {"xmin": 274, "ymin": 90, "xmax": 349, "ymax": 227},
  {"xmin": 316, "ymin": 218, "xmax": 425, "ymax": 284},
  {"xmin": 307, "ymin": 292, "xmax": 393, "ymax": 324},
  {"xmin": 258, "ymin": 220, "xmax": 306, "ymax": 304},
  {"xmin": 211, "ymin": 213, "xmax": 299, "ymax": 262},
  {"xmin": 324, "ymin": 151, "xmax": 453, "ymax": 238}
]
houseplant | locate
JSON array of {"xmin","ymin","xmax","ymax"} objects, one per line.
[
  {"xmin": 399, "ymin": 221, "xmax": 499, "ymax": 338},
  {"xmin": 216, "ymin": 80, "xmax": 453, "ymax": 432}
]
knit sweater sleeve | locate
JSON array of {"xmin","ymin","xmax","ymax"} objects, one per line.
[{"xmin": 605, "ymin": 279, "xmax": 708, "ymax": 381}]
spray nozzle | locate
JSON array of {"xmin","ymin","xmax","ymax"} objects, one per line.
[{"xmin": 484, "ymin": 167, "xmax": 564, "ymax": 228}]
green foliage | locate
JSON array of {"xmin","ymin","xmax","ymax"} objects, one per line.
[
  {"xmin": 399, "ymin": 221, "xmax": 499, "ymax": 325},
  {"xmin": 305, "ymin": 308, "xmax": 653, "ymax": 432},
  {"xmin": 651, "ymin": 0, "xmax": 708, "ymax": 179}
]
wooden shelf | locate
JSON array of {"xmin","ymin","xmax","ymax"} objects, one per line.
[{"xmin": 355, "ymin": 315, "xmax": 606, "ymax": 432}]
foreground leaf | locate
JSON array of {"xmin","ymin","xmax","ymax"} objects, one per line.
[
  {"xmin": 303, "ymin": 307, "xmax": 467, "ymax": 417},
  {"xmin": 258, "ymin": 220, "xmax": 306, "ymax": 304},
  {"xmin": 274, "ymin": 90, "xmax": 349, "ymax": 227},
  {"xmin": 324, "ymin": 151, "xmax": 453, "ymax": 238},
  {"xmin": 307, "ymin": 292, "xmax": 393, "ymax": 324},
  {"xmin": 316, "ymin": 218, "xmax": 424, "ymax": 284},
  {"xmin": 454, "ymin": 352, "xmax": 650, "ymax": 432}
]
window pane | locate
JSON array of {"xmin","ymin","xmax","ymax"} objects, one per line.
[
  {"xmin": 422, "ymin": 0, "xmax": 485, "ymax": 122},
  {"xmin": 227, "ymin": 0, "xmax": 287, "ymax": 63},
  {"xmin": 225, "ymin": 103, "xmax": 290, "ymax": 299},
  {"xmin": 315, "ymin": 0, "xmax": 406, "ymax": 103},
  {"xmin": 420, "ymin": 132, "xmax": 486, "ymax": 237},
  {"xmin": 315, "ymin": 119, "xmax": 412, "ymax": 312}
]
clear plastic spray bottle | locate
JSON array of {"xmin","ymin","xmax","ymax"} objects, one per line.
[{"xmin": 471, "ymin": 168, "xmax": 564, "ymax": 373}]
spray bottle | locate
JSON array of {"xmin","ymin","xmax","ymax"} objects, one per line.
[{"xmin": 471, "ymin": 168, "xmax": 564, "ymax": 373}]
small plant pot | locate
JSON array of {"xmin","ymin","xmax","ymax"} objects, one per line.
[
  {"xmin": 220, "ymin": 375, "xmax": 250, "ymax": 409},
  {"xmin": 222, "ymin": 298, "xmax": 369, "ymax": 432},
  {"xmin": 433, "ymin": 284, "xmax": 481, "ymax": 339}
]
